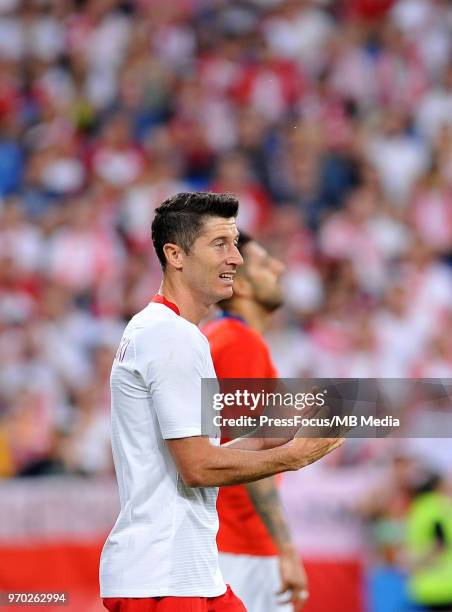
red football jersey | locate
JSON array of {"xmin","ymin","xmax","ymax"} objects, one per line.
[{"xmin": 203, "ymin": 314, "xmax": 279, "ymax": 556}]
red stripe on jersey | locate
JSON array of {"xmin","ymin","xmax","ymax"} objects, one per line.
[{"xmin": 151, "ymin": 294, "xmax": 181, "ymax": 316}]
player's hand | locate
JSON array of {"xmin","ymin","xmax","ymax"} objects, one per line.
[
  {"xmin": 297, "ymin": 384, "xmax": 356, "ymax": 438},
  {"xmin": 276, "ymin": 545, "xmax": 309, "ymax": 610},
  {"xmin": 287, "ymin": 437, "xmax": 345, "ymax": 470}
]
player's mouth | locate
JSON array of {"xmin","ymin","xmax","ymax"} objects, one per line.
[{"xmin": 219, "ymin": 272, "xmax": 235, "ymax": 285}]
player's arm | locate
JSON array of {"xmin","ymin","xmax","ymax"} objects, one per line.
[
  {"xmin": 143, "ymin": 326, "xmax": 343, "ymax": 487},
  {"xmin": 246, "ymin": 477, "xmax": 308, "ymax": 607},
  {"xmin": 222, "ymin": 436, "xmax": 285, "ymax": 451},
  {"xmin": 220, "ymin": 392, "xmax": 332, "ymax": 452},
  {"xmin": 246, "ymin": 477, "xmax": 291, "ymax": 548},
  {"xmin": 166, "ymin": 435, "xmax": 343, "ymax": 488}
]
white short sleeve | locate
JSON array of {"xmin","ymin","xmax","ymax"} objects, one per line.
[{"xmin": 134, "ymin": 320, "xmax": 207, "ymax": 439}]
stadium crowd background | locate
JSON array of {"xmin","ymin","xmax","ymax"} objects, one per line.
[{"xmin": 0, "ymin": 0, "xmax": 452, "ymax": 609}]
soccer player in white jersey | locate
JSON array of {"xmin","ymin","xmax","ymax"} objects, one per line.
[{"xmin": 100, "ymin": 192, "xmax": 344, "ymax": 612}]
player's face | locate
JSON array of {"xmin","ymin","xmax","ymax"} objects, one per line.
[
  {"xmin": 184, "ymin": 216, "xmax": 243, "ymax": 304},
  {"xmin": 242, "ymin": 241, "xmax": 285, "ymax": 311}
]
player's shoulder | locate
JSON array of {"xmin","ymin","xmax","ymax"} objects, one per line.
[
  {"xmin": 204, "ymin": 314, "xmax": 278, "ymax": 377},
  {"xmin": 129, "ymin": 303, "xmax": 208, "ymax": 350},
  {"xmin": 203, "ymin": 315, "xmax": 268, "ymax": 351}
]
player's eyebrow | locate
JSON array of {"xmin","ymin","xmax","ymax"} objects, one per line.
[{"xmin": 210, "ymin": 234, "xmax": 240, "ymax": 244}]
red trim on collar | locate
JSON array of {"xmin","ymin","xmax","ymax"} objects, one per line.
[{"xmin": 151, "ymin": 294, "xmax": 181, "ymax": 316}]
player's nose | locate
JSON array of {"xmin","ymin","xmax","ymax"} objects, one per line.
[
  {"xmin": 271, "ymin": 256, "xmax": 286, "ymax": 276},
  {"xmin": 227, "ymin": 244, "xmax": 243, "ymax": 267}
]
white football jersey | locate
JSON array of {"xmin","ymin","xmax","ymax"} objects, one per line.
[{"xmin": 100, "ymin": 300, "xmax": 225, "ymax": 597}]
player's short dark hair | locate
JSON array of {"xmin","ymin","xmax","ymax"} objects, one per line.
[{"xmin": 151, "ymin": 192, "xmax": 239, "ymax": 269}]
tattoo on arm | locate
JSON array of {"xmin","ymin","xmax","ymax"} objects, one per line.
[{"xmin": 245, "ymin": 476, "xmax": 291, "ymax": 549}]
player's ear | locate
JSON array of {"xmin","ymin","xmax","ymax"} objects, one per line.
[
  {"xmin": 232, "ymin": 274, "xmax": 253, "ymax": 298},
  {"xmin": 163, "ymin": 243, "xmax": 184, "ymax": 270}
]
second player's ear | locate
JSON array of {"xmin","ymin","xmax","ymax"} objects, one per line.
[
  {"xmin": 163, "ymin": 243, "xmax": 184, "ymax": 270},
  {"xmin": 232, "ymin": 275, "xmax": 253, "ymax": 298}
]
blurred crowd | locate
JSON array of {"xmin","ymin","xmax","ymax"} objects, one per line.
[{"xmin": 0, "ymin": 0, "xmax": 452, "ymax": 479}]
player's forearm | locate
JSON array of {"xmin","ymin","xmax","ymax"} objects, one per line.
[
  {"xmin": 182, "ymin": 443, "xmax": 298, "ymax": 487},
  {"xmin": 225, "ymin": 436, "xmax": 289, "ymax": 451},
  {"xmin": 167, "ymin": 436, "xmax": 344, "ymax": 488},
  {"xmin": 245, "ymin": 476, "xmax": 292, "ymax": 551}
]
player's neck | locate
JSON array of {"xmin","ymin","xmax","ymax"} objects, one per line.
[
  {"xmin": 226, "ymin": 300, "xmax": 271, "ymax": 334},
  {"xmin": 158, "ymin": 278, "xmax": 210, "ymax": 326}
]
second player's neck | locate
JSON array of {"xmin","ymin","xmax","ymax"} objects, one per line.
[{"xmin": 226, "ymin": 301, "xmax": 270, "ymax": 334}]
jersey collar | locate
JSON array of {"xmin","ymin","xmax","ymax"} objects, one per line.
[
  {"xmin": 151, "ymin": 294, "xmax": 181, "ymax": 316},
  {"xmin": 218, "ymin": 310, "xmax": 247, "ymax": 325}
]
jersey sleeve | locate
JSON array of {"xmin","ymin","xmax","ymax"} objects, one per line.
[
  {"xmin": 134, "ymin": 322, "xmax": 207, "ymax": 439},
  {"xmin": 212, "ymin": 330, "xmax": 278, "ymax": 378}
]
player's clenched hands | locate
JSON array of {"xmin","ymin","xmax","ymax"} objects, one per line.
[
  {"xmin": 286, "ymin": 437, "xmax": 344, "ymax": 469},
  {"xmin": 277, "ymin": 545, "xmax": 309, "ymax": 610}
]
